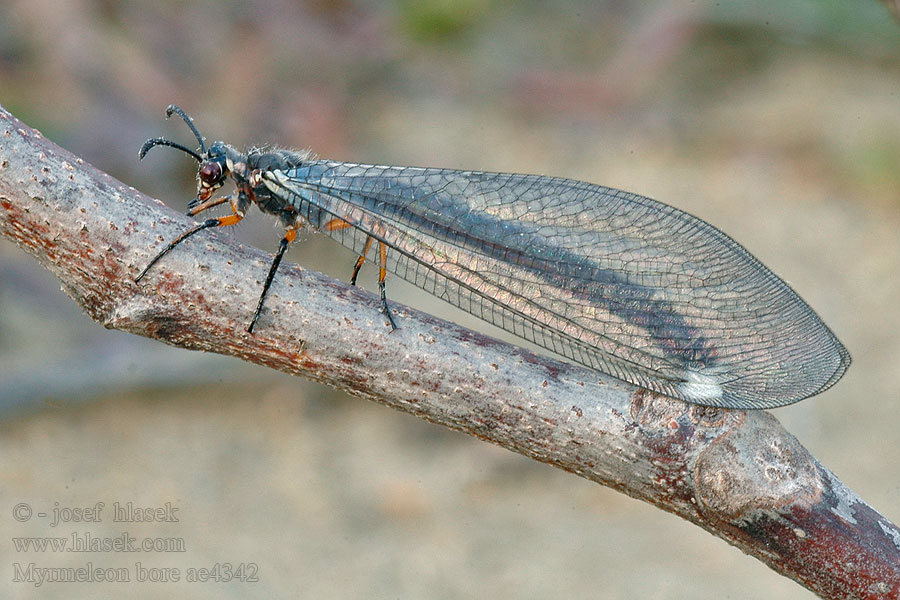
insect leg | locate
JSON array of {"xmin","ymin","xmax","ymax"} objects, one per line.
[
  {"xmin": 377, "ymin": 241, "xmax": 398, "ymax": 330},
  {"xmin": 350, "ymin": 236, "xmax": 374, "ymax": 286},
  {"xmin": 248, "ymin": 226, "xmax": 298, "ymax": 334},
  {"xmin": 323, "ymin": 217, "xmax": 370, "ymax": 286},
  {"xmin": 321, "ymin": 217, "xmax": 394, "ymax": 328},
  {"xmin": 187, "ymin": 194, "xmax": 230, "ymax": 215},
  {"xmin": 135, "ymin": 211, "xmax": 244, "ymax": 283}
]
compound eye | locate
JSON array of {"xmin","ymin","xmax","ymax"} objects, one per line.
[{"xmin": 199, "ymin": 161, "xmax": 222, "ymax": 185}]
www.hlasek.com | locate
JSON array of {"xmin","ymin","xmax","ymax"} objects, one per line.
[{"xmin": 13, "ymin": 532, "xmax": 185, "ymax": 553}]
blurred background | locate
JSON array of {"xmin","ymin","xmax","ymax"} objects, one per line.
[{"xmin": 2, "ymin": 1, "xmax": 899, "ymax": 598}]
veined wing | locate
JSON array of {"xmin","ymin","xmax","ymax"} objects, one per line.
[{"xmin": 263, "ymin": 162, "xmax": 850, "ymax": 409}]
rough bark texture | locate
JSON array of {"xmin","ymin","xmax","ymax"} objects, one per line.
[{"xmin": 1, "ymin": 105, "xmax": 898, "ymax": 599}]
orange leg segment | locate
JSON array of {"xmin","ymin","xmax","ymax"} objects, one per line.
[
  {"xmin": 187, "ymin": 194, "xmax": 230, "ymax": 217},
  {"xmin": 377, "ymin": 241, "xmax": 397, "ymax": 330},
  {"xmin": 215, "ymin": 213, "xmax": 244, "ymax": 227},
  {"xmin": 324, "ymin": 217, "xmax": 353, "ymax": 232}
]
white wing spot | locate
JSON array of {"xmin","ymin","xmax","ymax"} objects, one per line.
[{"xmin": 678, "ymin": 369, "xmax": 724, "ymax": 403}]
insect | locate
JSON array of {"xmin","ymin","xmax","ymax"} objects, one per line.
[{"xmin": 136, "ymin": 105, "xmax": 850, "ymax": 410}]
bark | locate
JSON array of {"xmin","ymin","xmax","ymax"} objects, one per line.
[{"xmin": 1, "ymin": 105, "xmax": 898, "ymax": 599}]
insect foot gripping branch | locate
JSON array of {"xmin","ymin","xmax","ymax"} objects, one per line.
[{"xmin": 136, "ymin": 105, "xmax": 851, "ymax": 410}]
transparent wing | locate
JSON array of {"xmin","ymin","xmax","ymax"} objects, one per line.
[{"xmin": 263, "ymin": 161, "xmax": 850, "ymax": 409}]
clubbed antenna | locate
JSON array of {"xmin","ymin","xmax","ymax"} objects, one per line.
[
  {"xmin": 138, "ymin": 105, "xmax": 207, "ymax": 162},
  {"xmin": 139, "ymin": 137, "xmax": 203, "ymax": 162},
  {"xmin": 165, "ymin": 104, "xmax": 207, "ymax": 154}
]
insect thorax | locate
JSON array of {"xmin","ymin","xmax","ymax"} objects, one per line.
[{"xmin": 235, "ymin": 147, "xmax": 311, "ymax": 225}]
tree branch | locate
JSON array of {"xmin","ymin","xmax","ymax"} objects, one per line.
[{"xmin": 1, "ymin": 105, "xmax": 898, "ymax": 599}]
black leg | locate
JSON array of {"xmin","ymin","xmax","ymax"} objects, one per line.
[
  {"xmin": 379, "ymin": 278, "xmax": 398, "ymax": 331},
  {"xmin": 248, "ymin": 235, "xmax": 292, "ymax": 333},
  {"xmin": 350, "ymin": 235, "xmax": 374, "ymax": 286},
  {"xmin": 135, "ymin": 218, "xmax": 220, "ymax": 282},
  {"xmin": 350, "ymin": 255, "xmax": 365, "ymax": 286},
  {"xmin": 376, "ymin": 241, "xmax": 398, "ymax": 330}
]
